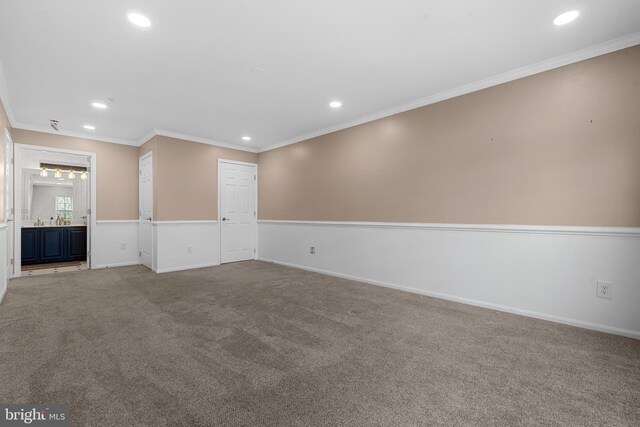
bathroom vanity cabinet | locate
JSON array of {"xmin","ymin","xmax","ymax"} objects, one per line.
[{"xmin": 21, "ymin": 226, "xmax": 87, "ymax": 265}]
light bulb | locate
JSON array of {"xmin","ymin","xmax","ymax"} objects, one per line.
[
  {"xmin": 68, "ymin": 170, "xmax": 75, "ymax": 179},
  {"xmin": 81, "ymin": 171, "xmax": 87, "ymax": 180},
  {"xmin": 40, "ymin": 167, "xmax": 48, "ymax": 177},
  {"xmin": 54, "ymin": 168, "xmax": 62, "ymax": 178},
  {"xmin": 553, "ymin": 10, "xmax": 579, "ymax": 26}
]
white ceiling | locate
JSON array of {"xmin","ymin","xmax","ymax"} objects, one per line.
[{"xmin": 0, "ymin": 1, "xmax": 639, "ymax": 152}]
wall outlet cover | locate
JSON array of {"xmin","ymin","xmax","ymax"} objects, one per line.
[{"xmin": 596, "ymin": 281, "xmax": 613, "ymax": 299}]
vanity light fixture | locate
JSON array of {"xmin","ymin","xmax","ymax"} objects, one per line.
[
  {"xmin": 40, "ymin": 163, "xmax": 89, "ymax": 179},
  {"xmin": 553, "ymin": 10, "xmax": 579, "ymax": 26}
]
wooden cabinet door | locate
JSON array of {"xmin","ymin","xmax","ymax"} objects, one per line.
[
  {"xmin": 40, "ymin": 228, "xmax": 65, "ymax": 263},
  {"xmin": 21, "ymin": 228, "xmax": 39, "ymax": 265},
  {"xmin": 67, "ymin": 227, "xmax": 87, "ymax": 261}
]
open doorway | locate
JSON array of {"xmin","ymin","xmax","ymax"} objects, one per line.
[{"xmin": 13, "ymin": 144, "xmax": 96, "ymax": 277}]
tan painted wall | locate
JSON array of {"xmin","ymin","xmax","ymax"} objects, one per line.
[
  {"xmin": 258, "ymin": 45, "xmax": 640, "ymax": 227},
  {"xmin": 9, "ymin": 129, "xmax": 139, "ymax": 220},
  {"xmin": 0, "ymin": 98, "xmax": 8, "ymax": 221},
  {"xmin": 139, "ymin": 135, "xmax": 257, "ymax": 221}
]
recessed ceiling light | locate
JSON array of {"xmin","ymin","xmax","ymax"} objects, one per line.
[
  {"xmin": 91, "ymin": 102, "xmax": 107, "ymax": 109},
  {"xmin": 329, "ymin": 100, "xmax": 342, "ymax": 108},
  {"xmin": 83, "ymin": 125, "xmax": 96, "ymax": 130},
  {"xmin": 128, "ymin": 12, "xmax": 151, "ymax": 28},
  {"xmin": 242, "ymin": 136, "xmax": 252, "ymax": 141},
  {"xmin": 553, "ymin": 10, "xmax": 579, "ymax": 26}
]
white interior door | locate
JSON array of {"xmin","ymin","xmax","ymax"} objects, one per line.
[
  {"xmin": 139, "ymin": 153, "xmax": 153, "ymax": 269},
  {"xmin": 219, "ymin": 160, "xmax": 257, "ymax": 264}
]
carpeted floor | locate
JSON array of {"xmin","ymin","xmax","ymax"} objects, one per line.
[{"xmin": 0, "ymin": 261, "xmax": 638, "ymax": 426}]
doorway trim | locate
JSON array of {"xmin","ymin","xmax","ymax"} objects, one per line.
[
  {"xmin": 4, "ymin": 129, "xmax": 14, "ymax": 279},
  {"xmin": 13, "ymin": 143, "xmax": 97, "ymax": 277},
  {"xmin": 217, "ymin": 159, "xmax": 258, "ymax": 265}
]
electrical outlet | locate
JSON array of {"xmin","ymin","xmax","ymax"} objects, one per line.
[
  {"xmin": 596, "ymin": 281, "xmax": 613, "ymax": 299},
  {"xmin": 187, "ymin": 246, "xmax": 192, "ymax": 254},
  {"xmin": 120, "ymin": 242, "xmax": 127, "ymax": 250},
  {"xmin": 309, "ymin": 246, "xmax": 315, "ymax": 254}
]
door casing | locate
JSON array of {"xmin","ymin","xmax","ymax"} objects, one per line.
[
  {"xmin": 13, "ymin": 143, "xmax": 96, "ymax": 277},
  {"xmin": 4, "ymin": 129, "xmax": 14, "ymax": 278}
]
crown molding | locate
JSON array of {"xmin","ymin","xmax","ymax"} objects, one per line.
[
  {"xmin": 10, "ymin": 122, "xmax": 140, "ymax": 147},
  {"xmin": 10, "ymin": 123, "xmax": 259, "ymax": 153},
  {"xmin": 258, "ymin": 31, "xmax": 640, "ymax": 153},
  {"xmin": 151, "ymin": 129, "xmax": 259, "ymax": 153},
  {"xmin": 137, "ymin": 129, "xmax": 157, "ymax": 146}
]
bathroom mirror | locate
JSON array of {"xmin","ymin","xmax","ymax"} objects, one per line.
[{"xmin": 21, "ymin": 168, "xmax": 88, "ymax": 224}]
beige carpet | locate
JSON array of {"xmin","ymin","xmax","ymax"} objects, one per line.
[{"xmin": 0, "ymin": 261, "xmax": 638, "ymax": 426}]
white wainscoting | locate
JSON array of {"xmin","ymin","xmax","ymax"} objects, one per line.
[
  {"xmin": 258, "ymin": 220, "xmax": 640, "ymax": 340},
  {"xmin": 93, "ymin": 220, "xmax": 141, "ymax": 269},
  {"xmin": 152, "ymin": 221, "xmax": 219, "ymax": 273},
  {"xmin": 0, "ymin": 224, "xmax": 6, "ymax": 303}
]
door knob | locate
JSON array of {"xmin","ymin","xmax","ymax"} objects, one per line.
[
  {"xmin": 222, "ymin": 217, "xmax": 229, "ymax": 221},
  {"xmin": 146, "ymin": 217, "xmax": 152, "ymax": 221}
]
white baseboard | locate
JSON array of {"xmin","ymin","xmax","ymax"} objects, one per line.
[
  {"xmin": 156, "ymin": 262, "xmax": 219, "ymax": 274},
  {"xmin": 259, "ymin": 220, "xmax": 640, "ymax": 340},
  {"xmin": 94, "ymin": 261, "xmax": 142, "ymax": 269}
]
